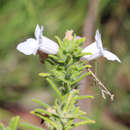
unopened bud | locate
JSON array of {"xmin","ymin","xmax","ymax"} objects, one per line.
[{"xmin": 65, "ymin": 30, "xmax": 73, "ymax": 40}]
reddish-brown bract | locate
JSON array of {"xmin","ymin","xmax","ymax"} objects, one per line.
[{"xmin": 37, "ymin": 50, "xmax": 48, "ymax": 63}]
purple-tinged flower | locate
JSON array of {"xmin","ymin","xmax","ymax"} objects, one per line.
[{"xmin": 75, "ymin": 36, "xmax": 81, "ymax": 40}]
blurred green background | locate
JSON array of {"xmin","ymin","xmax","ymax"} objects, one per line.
[{"xmin": 0, "ymin": 0, "xmax": 130, "ymax": 129}]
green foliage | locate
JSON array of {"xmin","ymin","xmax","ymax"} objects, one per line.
[
  {"xmin": 0, "ymin": 116, "xmax": 44, "ymax": 130},
  {"xmin": 30, "ymin": 35, "xmax": 94, "ymax": 129},
  {"xmin": 44, "ymin": 36, "xmax": 91, "ymax": 94},
  {"xmin": 0, "ymin": 116, "xmax": 19, "ymax": 130},
  {"xmin": 7, "ymin": 116, "xmax": 19, "ymax": 130},
  {"xmin": 0, "ymin": 123, "xmax": 4, "ymax": 130},
  {"xmin": 0, "ymin": 23, "xmax": 94, "ymax": 130},
  {"xmin": 32, "ymin": 90, "xmax": 94, "ymax": 130},
  {"xmin": 20, "ymin": 122, "xmax": 44, "ymax": 130}
]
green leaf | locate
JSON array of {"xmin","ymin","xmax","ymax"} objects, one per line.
[
  {"xmin": 71, "ymin": 71, "xmax": 92, "ymax": 85},
  {"xmin": 32, "ymin": 108, "xmax": 55, "ymax": 116},
  {"xmin": 7, "ymin": 116, "xmax": 20, "ymax": 130},
  {"xmin": 0, "ymin": 123, "xmax": 4, "ymax": 130},
  {"xmin": 63, "ymin": 93, "xmax": 73, "ymax": 112},
  {"xmin": 20, "ymin": 122, "xmax": 44, "ymax": 130},
  {"xmin": 46, "ymin": 78, "xmax": 63, "ymax": 99},
  {"xmin": 79, "ymin": 116, "xmax": 91, "ymax": 120},
  {"xmin": 66, "ymin": 120, "xmax": 73, "ymax": 129},
  {"xmin": 55, "ymin": 36, "xmax": 63, "ymax": 49},
  {"xmin": 63, "ymin": 90, "xmax": 78, "ymax": 112},
  {"xmin": 80, "ymin": 52, "xmax": 92, "ymax": 57},
  {"xmin": 75, "ymin": 95, "xmax": 94, "ymax": 100},
  {"xmin": 71, "ymin": 120, "xmax": 95, "ymax": 128},
  {"xmin": 72, "ymin": 37, "xmax": 86, "ymax": 47},
  {"xmin": 32, "ymin": 112, "xmax": 57, "ymax": 128},
  {"xmin": 66, "ymin": 54, "xmax": 73, "ymax": 65},
  {"xmin": 78, "ymin": 37, "xmax": 86, "ymax": 43},
  {"xmin": 39, "ymin": 73, "xmax": 50, "ymax": 77},
  {"xmin": 32, "ymin": 99, "xmax": 50, "ymax": 109},
  {"xmin": 78, "ymin": 65, "xmax": 92, "ymax": 71},
  {"xmin": 49, "ymin": 55, "xmax": 59, "ymax": 60}
]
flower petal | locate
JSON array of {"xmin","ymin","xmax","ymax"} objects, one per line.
[
  {"xmin": 103, "ymin": 50, "xmax": 121, "ymax": 62},
  {"xmin": 75, "ymin": 36, "xmax": 81, "ymax": 40},
  {"xmin": 82, "ymin": 42, "xmax": 101, "ymax": 61},
  {"xmin": 82, "ymin": 42, "xmax": 99, "ymax": 54},
  {"xmin": 83, "ymin": 52, "xmax": 101, "ymax": 61},
  {"xmin": 39, "ymin": 36, "xmax": 59, "ymax": 54},
  {"xmin": 16, "ymin": 38, "xmax": 38, "ymax": 55},
  {"xmin": 95, "ymin": 30, "xmax": 104, "ymax": 53},
  {"xmin": 35, "ymin": 24, "xmax": 44, "ymax": 40}
]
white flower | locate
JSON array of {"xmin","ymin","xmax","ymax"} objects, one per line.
[
  {"xmin": 82, "ymin": 30, "xmax": 121, "ymax": 62},
  {"xmin": 16, "ymin": 24, "xmax": 59, "ymax": 55}
]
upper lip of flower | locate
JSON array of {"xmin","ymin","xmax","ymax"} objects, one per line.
[
  {"xmin": 35, "ymin": 24, "xmax": 44, "ymax": 43},
  {"xmin": 95, "ymin": 30, "xmax": 104, "ymax": 54},
  {"xmin": 32, "ymin": 24, "xmax": 44, "ymax": 55}
]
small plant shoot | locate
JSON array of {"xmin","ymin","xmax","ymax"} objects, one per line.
[{"xmin": 11, "ymin": 25, "xmax": 120, "ymax": 129}]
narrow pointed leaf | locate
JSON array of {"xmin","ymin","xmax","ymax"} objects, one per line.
[
  {"xmin": 39, "ymin": 73, "xmax": 50, "ymax": 77},
  {"xmin": 75, "ymin": 95, "xmax": 94, "ymax": 100},
  {"xmin": 78, "ymin": 65, "xmax": 92, "ymax": 71},
  {"xmin": 71, "ymin": 71, "xmax": 92, "ymax": 85},
  {"xmin": 8, "ymin": 116, "xmax": 20, "ymax": 130},
  {"xmin": 55, "ymin": 36, "xmax": 63, "ymax": 49},
  {"xmin": 20, "ymin": 122, "xmax": 44, "ymax": 130},
  {"xmin": 32, "ymin": 112, "xmax": 57, "ymax": 128},
  {"xmin": 46, "ymin": 78, "xmax": 62, "ymax": 99},
  {"xmin": 71, "ymin": 120, "xmax": 95, "ymax": 128},
  {"xmin": 32, "ymin": 108, "xmax": 54, "ymax": 116},
  {"xmin": 32, "ymin": 99, "xmax": 50, "ymax": 109}
]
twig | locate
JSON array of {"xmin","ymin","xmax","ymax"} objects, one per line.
[{"xmin": 88, "ymin": 68, "xmax": 114, "ymax": 101}]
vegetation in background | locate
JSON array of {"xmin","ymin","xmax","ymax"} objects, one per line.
[{"xmin": 0, "ymin": 0, "xmax": 130, "ymax": 129}]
